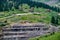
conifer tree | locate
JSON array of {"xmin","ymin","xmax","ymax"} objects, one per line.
[
  {"xmin": 55, "ymin": 16, "xmax": 58, "ymax": 25},
  {"xmin": 51, "ymin": 16, "xmax": 55, "ymax": 25}
]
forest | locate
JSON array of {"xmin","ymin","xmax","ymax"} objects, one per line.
[{"xmin": 0, "ymin": 0, "xmax": 60, "ymax": 12}]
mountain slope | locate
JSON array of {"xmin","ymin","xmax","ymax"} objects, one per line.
[
  {"xmin": 0, "ymin": 0, "xmax": 60, "ymax": 12},
  {"xmin": 31, "ymin": 0, "xmax": 59, "ymax": 6}
]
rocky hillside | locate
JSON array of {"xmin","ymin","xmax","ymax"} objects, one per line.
[{"xmin": 31, "ymin": 0, "xmax": 59, "ymax": 5}]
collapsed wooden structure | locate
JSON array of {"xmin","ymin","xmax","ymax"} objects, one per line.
[{"xmin": 1, "ymin": 23, "xmax": 59, "ymax": 40}]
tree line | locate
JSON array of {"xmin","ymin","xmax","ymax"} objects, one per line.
[{"xmin": 0, "ymin": 0, "xmax": 60, "ymax": 12}]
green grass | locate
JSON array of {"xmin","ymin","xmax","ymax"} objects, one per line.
[
  {"xmin": 4, "ymin": 13, "xmax": 50, "ymax": 23},
  {"xmin": 29, "ymin": 32, "xmax": 60, "ymax": 40},
  {"xmin": 0, "ymin": 7, "xmax": 59, "ymax": 24}
]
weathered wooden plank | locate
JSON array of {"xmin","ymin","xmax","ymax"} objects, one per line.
[{"xmin": 3, "ymin": 35, "xmax": 29, "ymax": 38}]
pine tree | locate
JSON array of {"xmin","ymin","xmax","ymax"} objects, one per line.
[
  {"xmin": 51, "ymin": 16, "xmax": 55, "ymax": 25},
  {"xmin": 55, "ymin": 16, "xmax": 58, "ymax": 25}
]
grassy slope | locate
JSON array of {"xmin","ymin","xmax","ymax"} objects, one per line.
[
  {"xmin": 29, "ymin": 32, "xmax": 60, "ymax": 40},
  {"xmin": 0, "ymin": 7, "xmax": 58, "ymax": 24}
]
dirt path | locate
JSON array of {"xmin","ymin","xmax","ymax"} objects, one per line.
[{"xmin": 0, "ymin": 12, "xmax": 40, "ymax": 19}]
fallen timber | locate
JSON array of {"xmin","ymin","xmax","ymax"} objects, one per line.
[{"xmin": 2, "ymin": 23, "xmax": 59, "ymax": 40}]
